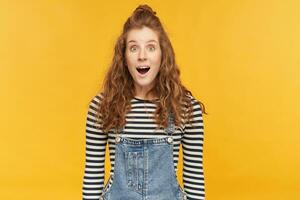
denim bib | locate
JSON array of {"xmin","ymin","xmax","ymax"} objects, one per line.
[{"xmin": 100, "ymin": 112, "xmax": 187, "ymax": 200}]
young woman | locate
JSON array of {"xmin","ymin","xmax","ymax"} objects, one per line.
[{"xmin": 82, "ymin": 4, "xmax": 207, "ymax": 200}]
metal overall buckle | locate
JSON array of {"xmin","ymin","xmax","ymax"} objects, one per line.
[{"xmin": 115, "ymin": 127, "xmax": 121, "ymax": 144}]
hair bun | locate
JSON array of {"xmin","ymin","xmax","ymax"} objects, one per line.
[{"xmin": 135, "ymin": 4, "xmax": 157, "ymax": 15}]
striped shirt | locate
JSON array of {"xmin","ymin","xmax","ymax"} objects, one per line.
[{"xmin": 82, "ymin": 93, "xmax": 205, "ymax": 200}]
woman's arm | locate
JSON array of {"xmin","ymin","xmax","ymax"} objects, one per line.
[
  {"xmin": 182, "ymin": 96, "xmax": 205, "ymax": 200},
  {"xmin": 82, "ymin": 94, "xmax": 108, "ymax": 200}
]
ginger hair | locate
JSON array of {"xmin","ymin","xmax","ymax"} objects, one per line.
[{"xmin": 94, "ymin": 4, "xmax": 207, "ymax": 133}]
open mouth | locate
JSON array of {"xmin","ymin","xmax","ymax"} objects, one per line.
[{"xmin": 136, "ymin": 66, "xmax": 150, "ymax": 74}]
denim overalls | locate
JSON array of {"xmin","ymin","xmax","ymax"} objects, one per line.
[{"xmin": 99, "ymin": 112, "xmax": 188, "ymax": 200}]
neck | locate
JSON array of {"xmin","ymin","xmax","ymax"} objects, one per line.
[{"xmin": 134, "ymin": 84, "xmax": 156, "ymax": 100}]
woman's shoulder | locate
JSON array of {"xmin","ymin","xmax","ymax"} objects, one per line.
[
  {"xmin": 95, "ymin": 92, "xmax": 104, "ymax": 101},
  {"xmin": 184, "ymin": 93, "xmax": 200, "ymax": 106},
  {"xmin": 88, "ymin": 92, "xmax": 104, "ymax": 109},
  {"xmin": 184, "ymin": 93, "xmax": 203, "ymax": 113},
  {"xmin": 185, "ymin": 93, "xmax": 198, "ymax": 102}
]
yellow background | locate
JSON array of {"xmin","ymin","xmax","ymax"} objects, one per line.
[{"xmin": 1, "ymin": 0, "xmax": 299, "ymax": 199}]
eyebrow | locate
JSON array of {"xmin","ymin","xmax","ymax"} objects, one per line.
[{"xmin": 127, "ymin": 39, "xmax": 158, "ymax": 44}]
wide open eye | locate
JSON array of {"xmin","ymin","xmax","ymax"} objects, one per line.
[
  {"xmin": 129, "ymin": 45, "xmax": 138, "ymax": 52},
  {"xmin": 147, "ymin": 45, "xmax": 155, "ymax": 51}
]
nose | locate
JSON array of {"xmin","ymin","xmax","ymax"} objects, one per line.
[{"xmin": 138, "ymin": 48, "xmax": 147, "ymax": 61}]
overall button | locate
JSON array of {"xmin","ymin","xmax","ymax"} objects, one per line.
[
  {"xmin": 167, "ymin": 137, "xmax": 173, "ymax": 144},
  {"xmin": 99, "ymin": 197, "xmax": 104, "ymax": 200},
  {"xmin": 128, "ymin": 180, "xmax": 132, "ymax": 186},
  {"xmin": 115, "ymin": 136, "xmax": 121, "ymax": 143}
]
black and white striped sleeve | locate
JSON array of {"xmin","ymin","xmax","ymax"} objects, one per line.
[
  {"xmin": 82, "ymin": 94, "xmax": 108, "ymax": 200},
  {"xmin": 182, "ymin": 97, "xmax": 205, "ymax": 200}
]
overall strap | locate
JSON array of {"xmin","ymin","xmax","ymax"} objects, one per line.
[
  {"xmin": 165, "ymin": 112, "xmax": 175, "ymax": 137},
  {"xmin": 113, "ymin": 122, "xmax": 124, "ymax": 143}
]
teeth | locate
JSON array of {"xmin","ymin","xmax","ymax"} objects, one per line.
[{"xmin": 137, "ymin": 65, "xmax": 150, "ymax": 69}]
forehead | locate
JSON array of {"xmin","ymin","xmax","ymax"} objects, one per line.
[{"xmin": 126, "ymin": 26, "xmax": 159, "ymax": 44}]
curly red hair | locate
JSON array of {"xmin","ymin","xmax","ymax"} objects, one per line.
[{"xmin": 94, "ymin": 4, "xmax": 207, "ymax": 133}]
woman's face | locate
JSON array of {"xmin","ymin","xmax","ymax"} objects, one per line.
[{"xmin": 125, "ymin": 26, "xmax": 162, "ymax": 95}]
